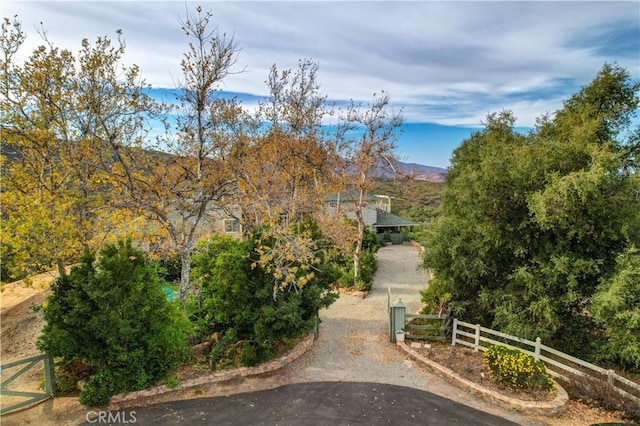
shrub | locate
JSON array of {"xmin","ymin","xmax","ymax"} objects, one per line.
[
  {"xmin": 356, "ymin": 248, "xmax": 377, "ymax": 291},
  {"xmin": 191, "ymin": 220, "xmax": 339, "ymax": 368},
  {"xmin": 362, "ymin": 228, "xmax": 381, "ymax": 252},
  {"xmin": 419, "ymin": 276, "xmax": 453, "ymax": 316},
  {"xmin": 38, "ymin": 239, "xmax": 193, "ymax": 406},
  {"xmin": 156, "ymin": 251, "xmax": 182, "ymax": 283},
  {"xmin": 483, "ymin": 345, "xmax": 555, "ymax": 394},
  {"xmin": 53, "ymin": 359, "xmax": 94, "ymax": 396}
]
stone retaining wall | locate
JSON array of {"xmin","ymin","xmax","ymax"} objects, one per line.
[
  {"xmin": 109, "ymin": 333, "xmax": 316, "ymax": 406},
  {"xmin": 397, "ymin": 341, "xmax": 569, "ymax": 417}
]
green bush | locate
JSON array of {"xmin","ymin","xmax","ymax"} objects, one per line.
[
  {"xmin": 191, "ymin": 220, "xmax": 338, "ymax": 369},
  {"xmin": 156, "ymin": 251, "xmax": 182, "ymax": 283},
  {"xmin": 483, "ymin": 345, "xmax": 555, "ymax": 394},
  {"xmin": 38, "ymin": 239, "xmax": 193, "ymax": 406},
  {"xmin": 334, "ymin": 227, "xmax": 381, "ymax": 290},
  {"xmin": 590, "ymin": 248, "xmax": 640, "ymax": 373},
  {"xmin": 52, "ymin": 359, "xmax": 94, "ymax": 396}
]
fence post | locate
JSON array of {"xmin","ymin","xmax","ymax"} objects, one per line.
[
  {"xmin": 451, "ymin": 318, "xmax": 458, "ymax": 346},
  {"xmin": 390, "ymin": 299, "xmax": 406, "ymax": 343},
  {"xmin": 606, "ymin": 369, "xmax": 615, "ymax": 386},
  {"xmin": 43, "ymin": 354, "xmax": 56, "ymax": 395},
  {"xmin": 534, "ymin": 337, "xmax": 541, "ymax": 361},
  {"xmin": 474, "ymin": 323, "xmax": 481, "ymax": 351}
]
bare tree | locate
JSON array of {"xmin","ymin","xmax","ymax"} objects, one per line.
[
  {"xmin": 107, "ymin": 6, "xmax": 244, "ymax": 300},
  {"xmin": 234, "ymin": 59, "xmax": 333, "ymax": 228},
  {"xmin": 333, "ymin": 91, "xmax": 402, "ymax": 285}
]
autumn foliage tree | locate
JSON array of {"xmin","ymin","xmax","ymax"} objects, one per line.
[
  {"xmin": 233, "ymin": 59, "xmax": 333, "ymax": 228},
  {"xmin": 1, "ymin": 17, "xmax": 153, "ymax": 278},
  {"xmin": 104, "ymin": 7, "xmax": 244, "ymax": 300}
]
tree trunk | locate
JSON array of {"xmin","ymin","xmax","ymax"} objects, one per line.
[
  {"xmin": 353, "ymin": 212, "xmax": 364, "ymax": 287},
  {"xmin": 56, "ymin": 259, "xmax": 67, "ymax": 278},
  {"xmin": 179, "ymin": 248, "xmax": 192, "ymax": 301}
]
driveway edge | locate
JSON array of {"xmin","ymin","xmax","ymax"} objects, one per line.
[
  {"xmin": 109, "ymin": 332, "xmax": 316, "ymax": 405},
  {"xmin": 397, "ymin": 341, "xmax": 569, "ymax": 417}
]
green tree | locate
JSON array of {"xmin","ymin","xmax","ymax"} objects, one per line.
[
  {"xmin": 423, "ymin": 64, "xmax": 639, "ymax": 358},
  {"xmin": 37, "ymin": 239, "xmax": 192, "ymax": 406},
  {"xmin": 590, "ymin": 247, "xmax": 640, "ymax": 372}
]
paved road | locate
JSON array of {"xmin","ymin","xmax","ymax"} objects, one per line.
[{"xmin": 114, "ymin": 382, "xmax": 519, "ymax": 426}]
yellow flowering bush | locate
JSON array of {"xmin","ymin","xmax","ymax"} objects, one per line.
[{"xmin": 483, "ymin": 345, "xmax": 555, "ymax": 394}]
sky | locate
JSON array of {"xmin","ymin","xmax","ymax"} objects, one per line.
[{"xmin": 4, "ymin": 1, "xmax": 639, "ymax": 169}]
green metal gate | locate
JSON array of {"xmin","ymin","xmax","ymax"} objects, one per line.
[{"xmin": 1, "ymin": 354, "xmax": 56, "ymax": 415}]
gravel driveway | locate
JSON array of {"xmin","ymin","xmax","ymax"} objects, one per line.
[
  {"xmin": 275, "ymin": 244, "xmax": 546, "ymax": 425},
  {"xmin": 283, "ymin": 244, "xmax": 429, "ymax": 384}
]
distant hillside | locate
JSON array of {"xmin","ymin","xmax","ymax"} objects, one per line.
[
  {"xmin": 397, "ymin": 162, "xmax": 447, "ymax": 182},
  {"xmin": 3, "ymin": 138, "xmax": 447, "ymax": 184},
  {"xmin": 376, "ymin": 161, "xmax": 447, "ymax": 182}
]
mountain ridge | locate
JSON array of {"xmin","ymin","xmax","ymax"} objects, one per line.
[{"xmin": 395, "ymin": 161, "xmax": 447, "ymax": 182}]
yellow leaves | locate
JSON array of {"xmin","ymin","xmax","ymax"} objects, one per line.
[{"xmin": 255, "ymin": 227, "xmax": 320, "ymax": 297}]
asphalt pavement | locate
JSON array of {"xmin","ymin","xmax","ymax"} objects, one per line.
[{"xmin": 89, "ymin": 382, "xmax": 519, "ymax": 426}]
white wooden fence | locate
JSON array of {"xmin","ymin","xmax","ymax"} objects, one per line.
[{"xmin": 452, "ymin": 318, "xmax": 640, "ymax": 405}]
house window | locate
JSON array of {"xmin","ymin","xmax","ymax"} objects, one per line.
[
  {"xmin": 224, "ymin": 218, "xmax": 240, "ymax": 233},
  {"xmin": 328, "ymin": 201, "xmax": 337, "ymax": 209}
]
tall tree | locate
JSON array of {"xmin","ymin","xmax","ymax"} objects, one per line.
[
  {"xmin": 423, "ymin": 64, "xmax": 640, "ymax": 358},
  {"xmin": 229, "ymin": 59, "xmax": 338, "ymax": 298},
  {"xmin": 333, "ymin": 91, "xmax": 402, "ymax": 285},
  {"xmin": 234, "ymin": 59, "xmax": 332, "ymax": 228},
  {"xmin": 108, "ymin": 7, "xmax": 243, "ymax": 300},
  {"xmin": 590, "ymin": 246, "xmax": 640, "ymax": 371}
]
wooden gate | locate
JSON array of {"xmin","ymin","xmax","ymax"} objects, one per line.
[
  {"xmin": 1, "ymin": 354, "xmax": 56, "ymax": 415},
  {"xmin": 404, "ymin": 313, "xmax": 451, "ymax": 341}
]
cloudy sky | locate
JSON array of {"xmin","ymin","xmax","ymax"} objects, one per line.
[{"xmin": 4, "ymin": 1, "xmax": 639, "ymax": 168}]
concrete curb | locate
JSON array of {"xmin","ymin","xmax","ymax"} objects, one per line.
[
  {"xmin": 109, "ymin": 332, "xmax": 316, "ymax": 406},
  {"xmin": 397, "ymin": 341, "xmax": 569, "ymax": 417}
]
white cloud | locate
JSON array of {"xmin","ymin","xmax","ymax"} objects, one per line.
[{"xmin": 4, "ymin": 0, "xmax": 639, "ymax": 130}]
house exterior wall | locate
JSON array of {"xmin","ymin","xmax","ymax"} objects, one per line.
[
  {"xmin": 208, "ymin": 206, "xmax": 243, "ymax": 238},
  {"xmin": 325, "ymin": 200, "xmax": 379, "ymax": 230},
  {"xmin": 374, "ymin": 195, "xmax": 391, "ymax": 212},
  {"xmin": 362, "ymin": 206, "xmax": 378, "ymax": 228}
]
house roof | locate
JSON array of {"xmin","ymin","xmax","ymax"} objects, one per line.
[{"xmin": 373, "ymin": 209, "xmax": 420, "ymax": 228}]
